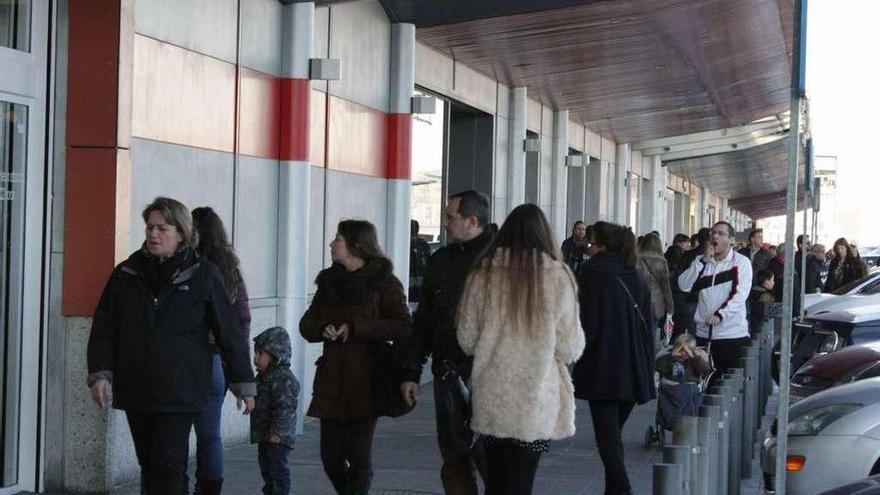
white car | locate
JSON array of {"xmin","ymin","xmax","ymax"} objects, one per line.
[
  {"xmin": 805, "ymin": 270, "xmax": 880, "ymax": 317},
  {"xmin": 763, "ymin": 376, "xmax": 880, "ymax": 493}
]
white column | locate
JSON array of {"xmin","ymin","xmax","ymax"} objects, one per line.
[
  {"xmin": 644, "ymin": 155, "xmax": 666, "ymax": 237},
  {"xmin": 507, "ymin": 87, "xmax": 527, "ymax": 212},
  {"xmin": 720, "ymin": 197, "xmax": 729, "ymax": 222},
  {"xmin": 278, "ymin": 1, "xmax": 313, "ymax": 433},
  {"xmin": 551, "ymin": 110, "xmax": 569, "ymax": 241},
  {"xmin": 387, "ymin": 23, "xmax": 415, "ymax": 285},
  {"xmin": 699, "ymin": 186, "xmax": 709, "ymax": 228},
  {"xmin": 614, "ymin": 143, "xmax": 631, "ymax": 225}
]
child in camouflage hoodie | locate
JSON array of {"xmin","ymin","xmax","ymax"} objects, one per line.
[{"xmin": 252, "ymin": 326, "xmax": 301, "ymax": 495}]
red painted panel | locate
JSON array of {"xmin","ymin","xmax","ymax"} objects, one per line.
[
  {"xmin": 386, "ymin": 113, "xmax": 412, "ymax": 180},
  {"xmin": 240, "ymin": 68, "xmax": 282, "ymax": 159},
  {"xmin": 278, "ymin": 78, "xmax": 310, "ymax": 162},
  {"xmin": 326, "ymin": 96, "xmax": 387, "ymax": 178},
  {"xmin": 62, "ymin": 149, "xmax": 118, "ymax": 316},
  {"xmin": 310, "ymin": 89, "xmax": 327, "ymax": 167},
  {"xmin": 66, "ymin": 0, "xmax": 120, "ymax": 147}
]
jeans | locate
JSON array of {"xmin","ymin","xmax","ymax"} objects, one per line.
[
  {"xmin": 126, "ymin": 411, "xmax": 195, "ymax": 495},
  {"xmin": 319, "ymin": 417, "xmax": 378, "ymax": 484},
  {"xmin": 194, "ymin": 354, "xmax": 226, "ymax": 480},
  {"xmin": 434, "ymin": 378, "xmax": 488, "ymax": 495},
  {"xmin": 258, "ymin": 443, "xmax": 292, "ymax": 495},
  {"xmin": 589, "ymin": 400, "xmax": 636, "ymax": 495},
  {"xmin": 484, "ymin": 440, "xmax": 543, "ymax": 495}
]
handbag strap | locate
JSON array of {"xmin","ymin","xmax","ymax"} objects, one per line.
[{"xmin": 615, "ymin": 276, "xmax": 649, "ymax": 334}]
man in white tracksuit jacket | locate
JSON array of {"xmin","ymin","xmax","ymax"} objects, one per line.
[{"xmin": 678, "ymin": 221, "xmax": 753, "ymax": 376}]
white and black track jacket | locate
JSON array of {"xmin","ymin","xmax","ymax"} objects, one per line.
[{"xmin": 677, "ymin": 248, "xmax": 753, "ymax": 340}]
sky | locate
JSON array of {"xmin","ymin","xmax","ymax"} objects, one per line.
[{"xmin": 799, "ymin": 0, "xmax": 880, "ymax": 245}]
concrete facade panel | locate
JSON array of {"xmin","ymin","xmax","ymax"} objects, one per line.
[
  {"xmin": 527, "ymin": 97, "xmax": 541, "ymax": 133},
  {"xmin": 328, "ymin": 0, "xmax": 391, "ymax": 113},
  {"xmin": 493, "ymin": 115, "xmax": 510, "ymax": 220},
  {"xmin": 132, "ymin": 35, "xmax": 236, "ymax": 153},
  {"xmin": 128, "ymin": 138, "xmax": 235, "ymax": 254},
  {"xmin": 538, "ymin": 133, "xmax": 554, "ymax": 210},
  {"xmin": 235, "ymin": 156, "xmax": 280, "ymax": 299},
  {"xmin": 241, "ymin": 0, "xmax": 283, "ymax": 76},
  {"xmin": 323, "ymin": 171, "xmax": 389, "ymax": 252},
  {"xmin": 134, "ymin": 0, "xmax": 237, "ymax": 63},
  {"xmin": 586, "ymin": 129, "xmax": 603, "ymax": 158},
  {"xmin": 496, "ymin": 83, "xmax": 510, "ymax": 119},
  {"xmin": 569, "ymin": 122, "xmax": 585, "ymax": 152},
  {"xmin": 452, "ymin": 62, "xmax": 496, "ymax": 115},
  {"xmin": 310, "ymin": 89, "xmax": 327, "ymax": 167},
  {"xmin": 312, "ymin": 6, "xmax": 330, "ymax": 92},
  {"xmin": 541, "ymin": 104, "xmax": 553, "ymax": 137},
  {"xmin": 326, "ymin": 95, "xmax": 387, "ymax": 178},
  {"xmin": 309, "ymin": 166, "xmax": 327, "ymax": 285},
  {"xmin": 240, "ymin": 68, "xmax": 281, "ymax": 159},
  {"xmin": 601, "ymin": 137, "xmax": 616, "ymax": 162},
  {"xmin": 414, "ymin": 41, "xmax": 453, "ymax": 95}
]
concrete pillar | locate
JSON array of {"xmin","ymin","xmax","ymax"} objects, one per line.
[
  {"xmin": 615, "ymin": 143, "xmax": 631, "ymax": 225},
  {"xmin": 386, "ymin": 23, "xmax": 415, "ymax": 285},
  {"xmin": 507, "ymin": 87, "xmax": 527, "ymax": 212},
  {"xmin": 699, "ymin": 186, "xmax": 709, "ymax": 228},
  {"xmin": 642, "ymin": 155, "xmax": 666, "ymax": 238},
  {"xmin": 720, "ymin": 197, "xmax": 729, "ymax": 222},
  {"xmin": 551, "ymin": 110, "xmax": 569, "ymax": 241},
  {"xmin": 278, "ymin": 1, "xmax": 314, "ymax": 433}
]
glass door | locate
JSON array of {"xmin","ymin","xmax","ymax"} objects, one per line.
[{"xmin": 0, "ymin": 0, "xmax": 50, "ymax": 493}]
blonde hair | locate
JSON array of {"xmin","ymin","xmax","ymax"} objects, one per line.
[
  {"xmin": 142, "ymin": 197, "xmax": 195, "ymax": 245},
  {"xmin": 672, "ymin": 333, "xmax": 697, "ymax": 353}
]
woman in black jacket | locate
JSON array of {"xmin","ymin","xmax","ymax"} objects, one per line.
[
  {"xmin": 190, "ymin": 206, "xmax": 252, "ymax": 494},
  {"xmin": 573, "ymin": 222, "xmax": 655, "ymax": 495},
  {"xmin": 824, "ymin": 237, "xmax": 868, "ymax": 293},
  {"xmin": 87, "ymin": 197, "xmax": 255, "ymax": 494}
]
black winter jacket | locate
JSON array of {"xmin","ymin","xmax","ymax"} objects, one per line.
[
  {"xmin": 251, "ymin": 326, "xmax": 300, "ymax": 447},
  {"xmin": 573, "ymin": 252, "xmax": 657, "ymax": 404},
  {"xmin": 399, "ymin": 230, "xmax": 494, "ymax": 382},
  {"xmin": 87, "ymin": 247, "xmax": 255, "ymax": 413}
]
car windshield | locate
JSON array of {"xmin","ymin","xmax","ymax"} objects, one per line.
[{"xmin": 834, "ymin": 273, "xmax": 879, "ymax": 295}]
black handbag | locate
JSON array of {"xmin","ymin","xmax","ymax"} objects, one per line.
[{"xmin": 370, "ymin": 341, "xmax": 415, "ymax": 418}]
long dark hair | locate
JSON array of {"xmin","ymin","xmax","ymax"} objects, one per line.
[
  {"xmin": 591, "ymin": 221, "xmax": 637, "ymax": 269},
  {"xmin": 468, "ymin": 204, "xmax": 561, "ymax": 331},
  {"xmin": 337, "ymin": 220, "xmax": 387, "ymax": 262},
  {"xmin": 192, "ymin": 207, "xmax": 242, "ymax": 300},
  {"xmin": 833, "ymin": 237, "xmax": 856, "ymax": 261}
]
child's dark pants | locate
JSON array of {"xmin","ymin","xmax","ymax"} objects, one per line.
[{"xmin": 258, "ymin": 442, "xmax": 292, "ymax": 495}]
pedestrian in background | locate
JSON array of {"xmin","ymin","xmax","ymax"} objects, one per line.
[
  {"xmin": 561, "ymin": 220, "xmax": 591, "ymax": 275},
  {"xmin": 638, "ymin": 233, "xmax": 674, "ymax": 347},
  {"xmin": 190, "ymin": 206, "xmax": 253, "ymax": 495},
  {"xmin": 573, "ymin": 222, "xmax": 656, "ymax": 495},
  {"xmin": 824, "ymin": 237, "xmax": 868, "ymax": 293},
  {"xmin": 300, "ymin": 220, "xmax": 411, "ymax": 494},
  {"xmin": 805, "ymin": 244, "xmax": 827, "ymax": 294},
  {"xmin": 739, "ymin": 229, "xmax": 772, "ymax": 284},
  {"xmin": 456, "ymin": 204, "xmax": 585, "ymax": 495}
]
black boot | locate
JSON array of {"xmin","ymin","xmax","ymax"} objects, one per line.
[
  {"xmin": 346, "ymin": 470, "xmax": 373, "ymax": 495},
  {"xmin": 193, "ymin": 477, "xmax": 224, "ymax": 495},
  {"xmin": 328, "ymin": 470, "xmax": 349, "ymax": 495}
]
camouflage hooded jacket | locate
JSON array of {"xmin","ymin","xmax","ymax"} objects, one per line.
[{"xmin": 251, "ymin": 326, "xmax": 300, "ymax": 447}]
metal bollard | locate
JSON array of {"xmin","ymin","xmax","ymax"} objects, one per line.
[
  {"xmin": 694, "ymin": 415, "xmax": 714, "ymax": 495},
  {"xmin": 674, "ymin": 416, "xmax": 700, "ymax": 495},
  {"xmin": 740, "ymin": 352, "xmax": 759, "ymax": 478},
  {"xmin": 722, "ymin": 373, "xmax": 744, "ymax": 495},
  {"xmin": 699, "ymin": 405, "xmax": 721, "ymax": 495},
  {"xmin": 663, "ymin": 445, "xmax": 692, "ymax": 495},
  {"xmin": 705, "ymin": 391, "xmax": 731, "ymax": 495},
  {"xmin": 654, "ymin": 463, "xmax": 684, "ymax": 495}
]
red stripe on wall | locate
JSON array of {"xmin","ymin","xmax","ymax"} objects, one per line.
[
  {"xmin": 326, "ymin": 95, "xmax": 388, "ymax": 177},
  {"xmin": 62, "ymin": 149, "xmax": 118, "ymax": 315},
  {"xmin": 386, "ymin": 113, "xmax": 412, "ymax": 180},
  {"xmin": 279, "ymin": 78, "xmax": 311, "ymax": 162}
]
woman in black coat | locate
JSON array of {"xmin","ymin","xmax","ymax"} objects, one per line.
[
  {"xmin": 824, "ymin": 237, "xmax": 868, "ymax": 293},
  {"xmin": 573, "ymin": 222, "xmax": 655, "ymax": 495},
  {"xmin": 87, "ymin": 197, "xmax": 255, "ymax": 494}
]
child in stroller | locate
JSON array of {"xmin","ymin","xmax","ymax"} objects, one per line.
[{"xmin": 645, "ymin": 333, "xmax": 713, "ymax": 447}]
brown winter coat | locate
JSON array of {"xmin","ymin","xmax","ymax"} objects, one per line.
[
  {"xmin": 299, "ymin": 258, "xmax": 411, "ymax": 421},
  {"xmin": 638, "ymin": 253, "xmax": 674, "ymax": 319}
]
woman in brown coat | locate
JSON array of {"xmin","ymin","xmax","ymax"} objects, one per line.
[
  {"xmin": 300, "ymin": 220, "xmax": 411, "ymax": 494},
  {"xmin": 638, "ymin": 234, "xmax": 674, "ymax": 345}
]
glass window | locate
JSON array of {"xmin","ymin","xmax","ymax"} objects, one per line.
[{"xmin": 0, "ymin": 0, "xmax": 31, "ymax": 52}]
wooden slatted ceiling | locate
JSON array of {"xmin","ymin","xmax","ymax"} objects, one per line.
[{"xmin": 415, "ymin": 0, "xmax": 792, "ymax": 143}]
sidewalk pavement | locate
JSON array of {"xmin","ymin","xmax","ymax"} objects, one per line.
[{"xmin": 104, "ymin": 382, "xmax": 764, "ymax": 495}]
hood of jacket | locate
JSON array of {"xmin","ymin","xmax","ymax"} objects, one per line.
[{"xmin": 254, "ymin": 326, "xmax": 292, "ymax": 367}]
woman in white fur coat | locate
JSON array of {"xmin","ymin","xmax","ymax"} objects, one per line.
[{"xmin": 456, "ymin": 204, "xmax": 585, "ymax": 495}]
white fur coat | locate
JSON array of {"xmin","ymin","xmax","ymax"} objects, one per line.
[{"xmin": 456, "ymin": 250, "xmax": 585, "ymax": 442}]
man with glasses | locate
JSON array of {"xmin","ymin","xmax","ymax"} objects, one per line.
[{"xmin": 678, "ymin": 221, "xmax": 753, "ymax": 375}]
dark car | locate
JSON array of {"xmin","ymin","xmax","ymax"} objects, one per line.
[
  {"xmin": 790, "ymin": 341, "xmax": 880, "ymax": 403},
  {"xmin": 773, "ymin": 303, "xmax": 880, "ymax": 384}
]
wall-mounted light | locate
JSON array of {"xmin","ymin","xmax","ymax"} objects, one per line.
[
  {"xmin": 411, "ymin": 95, "xmax": 436, "ymax": 114},
  {"xmin": 523, "ymin": 137, "xmax": 541, "ymax": 153},
  {"xmin": 309, "ymin": 58, "xmax": 341, "ymax": 81}
]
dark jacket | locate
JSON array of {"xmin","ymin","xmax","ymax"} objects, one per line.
[
  {"xmin": 824, "ymin": 256, "xmax": 868, "ymax": 293},
  {"xmin": 299, "ymin": 258, "xmax": 411, "ymax": 421},
  {"xmin": 572, "ymin": 252, "xmax": 656, "ymax": 404},
  {"xmin": 399, "ymin": 230, "xmax": 494, "ymax": 382},
  {"xmin": 251, "ymin": 327, "xmax": 300, "ymax": 448},
  {"xmin": 664, "ymin": 245, "xmax": 684, "ymax": 274},
  {"xmin": 769, "ymin": 256, "xmax": 802, "ymax": 316},
  {"xmin": 87, "ymin": 247, "xmax": 255, "ymax": 413},
  {"xmin": 805, "ymin": 255, "xmax": 824, "ymax": 294},
  {"xmin": 561, "ymin": 236, "xmax": 590, "ymax": 275},
  {"xmin": 747, "ymin": 286, "xmax": 777, "ymax": 325},
  {"xmin": 739, "ymin": 245, "xmax": 773, "ymax": 283}
]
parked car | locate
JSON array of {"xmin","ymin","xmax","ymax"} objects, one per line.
[
  {"xmin": 772, "ymin": 303, "xmax": 880, "ymax": 384},
  {"xmin": 762, "ymin": 376, "xmax": 880, "ymax": 494},
  {"xmin": 818, "ymin": 474, "xmax": 880, "ymax": 494},
  {"xmin": 790, "ymin": 341, "xmax": 880, "ymax": 403},
  {"xmin": 805, "ymin": 270, "xmax": 880, "ymax": 317}
]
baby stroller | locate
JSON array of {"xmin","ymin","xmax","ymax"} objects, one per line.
[{"xmin": 644, "ymin": 337, "xmax": 715, "ymax": 448}]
